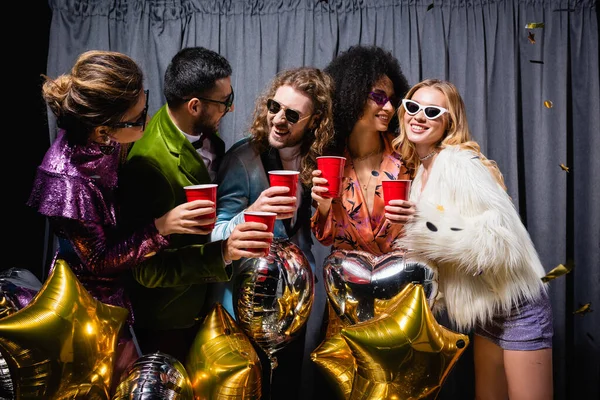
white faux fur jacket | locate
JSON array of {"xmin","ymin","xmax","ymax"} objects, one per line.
[{"xmin": 397, "ymin": 145, "xmax": 547, "ymax": 331}]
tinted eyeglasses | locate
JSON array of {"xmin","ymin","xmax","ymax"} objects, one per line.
[
  {"xmin": 266, "ymin": 99, "xmax": 312, "ymax": 124},
  {"xmin": 112, "ymin": 90, "xmax": 149, "ymax": 131},
  {"xmin": 402, "ymin": 99, "xmax": 448, "ymax": 120},
  {"xmin": 368, "ymin": 91, "xmax": 399, "ymax": 108},
  {"xmin": 197, "ymin": 86, "xmax": 235, "ymax": 113}
]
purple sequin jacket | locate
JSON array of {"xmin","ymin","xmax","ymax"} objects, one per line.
[{"xmin": 27, "ymin": 129, "xmax": 169, "ymax": 322}]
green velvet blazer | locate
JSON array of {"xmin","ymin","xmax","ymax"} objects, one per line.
[{"xmin": 119, "ymin": 104, "xmax": 229, "ymax": 330}]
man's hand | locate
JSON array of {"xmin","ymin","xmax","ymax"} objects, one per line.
[
  {"xmin": 246, "ymin": 186, "xmax": 296, "ymax": 220},
  {"xmin": 223, "ymin": 221, "xmax": 274, "ymax": 262}
]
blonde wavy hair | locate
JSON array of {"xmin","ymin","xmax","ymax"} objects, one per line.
[
  {"xmin": 249, "ymin": 67, "xmax": 335, "ymax": 186},
  {"xmin": 392, "ymin": 79, "xmax": 505, "ymax": 189}
]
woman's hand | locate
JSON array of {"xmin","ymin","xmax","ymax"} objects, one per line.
[
  {"xmin": 311, "ymin": 169, "xmax": 333, "ymax": 217},
  {"xmin": 385, "ymin": 199, "xmax": 416, "ymax": 224},
  {"xmin": 154, "ymin": 199, "xmax": 215, "ymax": 236}
]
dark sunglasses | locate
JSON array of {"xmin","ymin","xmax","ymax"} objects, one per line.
[
  {"xmin": 266, "ymin": 99, "xmax": 312, "ymax": 124},
  {"xmin": 196, "ymin": 86, "xmax": 235, "ymax": 113},
  {"xmin": 112, "ymin": 90, "xmax": 149, "ymax": 131},
  {"xmin": 402, "ymin": 99, "xmax": 448, "ymax": 120},
  {"xmin": 368, "ymin": 91, "xmax": 400, "ymax": 108}
]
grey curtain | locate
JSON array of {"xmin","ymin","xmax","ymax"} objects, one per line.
[{"xmin": 45, "ymin": 0, "xmax": 599, "ymax": 399}]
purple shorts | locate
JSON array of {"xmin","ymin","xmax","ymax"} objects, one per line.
[{"xmin": 475, "ymin": 289, "xmax": 553, "ymax": 351}]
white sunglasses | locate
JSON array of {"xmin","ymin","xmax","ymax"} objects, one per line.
[{"xmin": 402, "ymin": 99, "xmax": 448, "ymax": 120}]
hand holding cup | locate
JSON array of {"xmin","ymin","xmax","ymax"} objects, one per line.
[
  {"xmin": 382, "ymin": 180, "xmax": 415, "ymax": 223},
  {"xmin": 183, "ymin": 184, "xmax": 218, "ymax": 230}
]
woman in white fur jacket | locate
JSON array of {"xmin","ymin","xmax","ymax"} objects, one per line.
[{"xmin": 393, "ymin": 79, "xmax": 553, "ymax": 400}]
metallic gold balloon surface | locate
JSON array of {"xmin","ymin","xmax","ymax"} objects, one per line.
[
  {"xmin": 323, "ymin": 250, "xmax": 438, "ymax": 325},
  {"xmin": 0, "ymin": 259, "xmax": 128, "ymax": 399},
  {"xmin": 311, "ymin": 332, "xmax": 355, "ymax": 399},
  {"xmin": 233, "ymin": 239, "xmax": 314, "ymax": 366},
  {"xmin": 112, "ymin": 352, "xmax": 193, "ymax": 399},
  {"xmin": 186, "ymin": 303, "xmax": 261, "ymax": 399},
  {"xmin": 313, "ymin": 284, "xmax": 469, "ymax": 400}
]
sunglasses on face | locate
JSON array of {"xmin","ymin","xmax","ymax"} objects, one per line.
[
  {"xmin": 196, "ymin": 86, "xmax": 235, "ymax": 114},
  {"xmin": 368, "ymin": 91, "xmax": 399, "ymax": 108},
  {"xmin": 112, "ymin": 89, "xmax": 149, "ymax": 131},
  {"xmin": 402, "ymin": 99, "xmax": 448, "ymax": 120},
  {"xmin": 266, "ymin": 98, "xmax": 312, "ymax": 124}
]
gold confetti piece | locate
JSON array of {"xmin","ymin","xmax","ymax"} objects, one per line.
[
  {"xmin": 528, "ymin": 32, "xmax": 536, "ymax": 44},
  {"xmin": 544, "ymin": 100, "xmax": 553, "ymax": 108},
  {"xmin": 573, "ymin": 303, "xmax": 592, "ymax": 315},
  {"xmin": 541, "ymin": 263, "xmax": 572, "ymax": 282},
  {"xmin": 436, "ymin": 204, "xmax": 445, "ymax": 212},
  {"xmin": 427, "ymin": 3, "xmax": 434, "ymax": 11},
  {"xmin": 560, "ymin": 163, "xmax": 570, "ymax": 173},
  {"xmin": 525, "ymin": 22, "xmax": 545, "ymax": 29}
]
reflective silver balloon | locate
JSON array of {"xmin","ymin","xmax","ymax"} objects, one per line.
[
  {"xmin": 0, "ymin": 268, "xmax": 42, "ymax": 399},
  {"xmin": 112, "ymin": 352, "xmax": 193, "ymax": 399},
  {"xmin": 233, "ymin": 239, "xmax": 314, "ymax": 365},
  {"xmin": 0, "ymin": 353, "xmax": 14, "ymax": 400},
  {"xmin": 323, "ymin": 250, "xmax": 438, "ymax": 324},
  {"xmin": 0, "ymin": 268, "xmax": 42, "ymax": 319}
]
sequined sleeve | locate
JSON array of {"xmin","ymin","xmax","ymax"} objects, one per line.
[{"xmin": 50, "ymin": 216, "xmax": 169, "ymax": 277}]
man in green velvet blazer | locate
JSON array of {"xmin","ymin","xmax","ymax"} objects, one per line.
[{"xmin": 119, "ymin": 47, "xmax": 271, "ymax": 362}]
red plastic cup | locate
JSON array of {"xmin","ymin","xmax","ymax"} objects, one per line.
[
  {"xmin": 268, "ymin": 170, "xmax": 300, "ymax": 198},
  {"xmin": 243, "ymin": 211, "xmax": 277, "ymax": 256},
  {"xmin": 316, "ymin": 156, "xmax": 346, "ymax": 198},
  {"xmin": 382, "ymin": 180, "xmax": 412, "ymax": 206},
  {"xmin": 184, "ymin": 184, "xmax": 218, "ymax": 229}
]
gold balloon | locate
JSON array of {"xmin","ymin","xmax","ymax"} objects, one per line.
[
  {"xmin": 0, "ymin": 259, "xmax": 128, "ymax": 399},
  {"xmin": 186, "ymin": 303, "xmax": 262, "ymax": 399},
  {"xmin": 313, "ymin": 283, "xmax": 469, "ymax": 400}
]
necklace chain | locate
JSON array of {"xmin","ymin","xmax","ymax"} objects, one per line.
[
  {"xmin": 419, "ymin": 149, "xmax": 437, "ymax": 161},
  {"xmin": 354, "ymin": 153, "xmax": 382, "ymax": 190}
]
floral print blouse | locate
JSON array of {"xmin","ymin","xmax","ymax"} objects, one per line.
[{"xmin": 311, "ymin": 131, "xmax": 411, "ymax": 255}]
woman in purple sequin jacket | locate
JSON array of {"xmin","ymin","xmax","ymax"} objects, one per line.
[{"xmin": 27, "ymin": 50, "xmax": 216, "ymax": 386}]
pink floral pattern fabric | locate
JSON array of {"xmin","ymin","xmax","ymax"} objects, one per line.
[{"xmin": 311, "ymin": 132, "xmax": 411, "ymax": 255}]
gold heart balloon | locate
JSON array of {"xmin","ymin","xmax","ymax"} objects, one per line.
[
  {"xmin": 312, "ymin": 283, "xmax": 469, "ymax": 400},
  {"xmin": 186, "ymin": 303, "xmax": 262, "ymax": 399},
  {"xmin": 0, "ymin": 259, "xmax": 128, "ymax": 399}
]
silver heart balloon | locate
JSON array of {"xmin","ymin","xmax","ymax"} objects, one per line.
[
  {"xmin": 233, "ymin": 238, "xmax": 314, "ymax": 367},
  {"xmin": 323, "ymin": 250, "xmax": 438, "ymax": 325},
  {"xmin": 112, "ymin": 352, "xmax": 193, "ymax": 399}
]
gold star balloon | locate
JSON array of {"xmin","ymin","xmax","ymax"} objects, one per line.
[
  {"xmin": 0, "ymin": 259, "xmax": 128, "ymax": 399},
  {"xmin": 186, "ymin": 303, "xmax": 262, "ymax": 399},
  {"xmin": 313, "ymin": 283, "xmax": 469, "ymax": 400}
]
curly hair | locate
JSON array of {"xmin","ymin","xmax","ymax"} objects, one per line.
[
  {"xmin": 42, "ymin": 50, "xmax": 144, "ymax": 146},
  {"xmin": 249, "ymin": 67, "xmax": 335, "ymax": 186},
  {"xmin": 392, "ymin": 79, "xmax": 505, "ymax": 189},
  {"xmin": 324, "ymin": 45, "xmax": 410, "ymax": 154}
]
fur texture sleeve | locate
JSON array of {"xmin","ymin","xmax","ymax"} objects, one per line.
[{"xmin": 397, "ymin": 147, "xmax": 546, "ymax": 329}]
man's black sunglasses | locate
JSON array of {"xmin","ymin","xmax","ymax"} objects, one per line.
[
  {"xmin": 266, "ymin": 98, "xmax": 312, "ymax": 124},
  {"xmin": 196, "ymin": 86, "xmax": 235, "ymax": 113},
  {"xmin": 112, "ymin": 90, "xmax": 149, "ymax": 131}
]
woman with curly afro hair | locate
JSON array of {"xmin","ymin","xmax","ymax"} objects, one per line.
[{"xmin": 310, "ymin": 45, "xmax": 416, "ymax": 254}]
